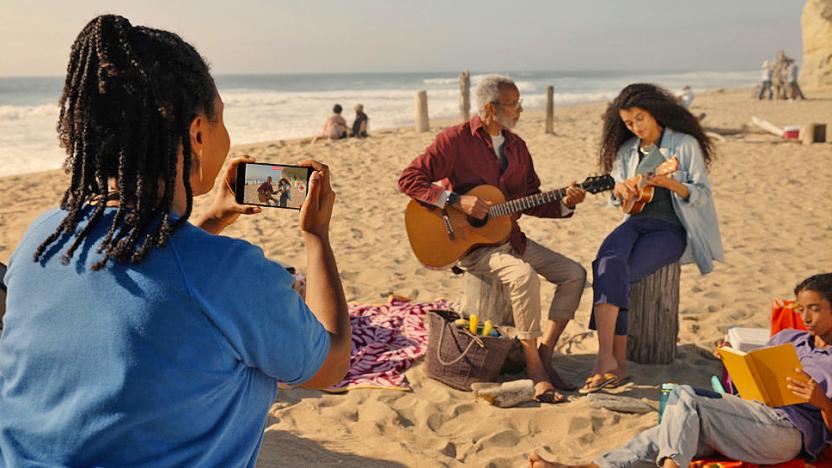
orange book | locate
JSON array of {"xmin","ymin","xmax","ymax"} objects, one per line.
[{"xmin": 717, "ymin": 344, "xmax": 807, "ymax": 407}]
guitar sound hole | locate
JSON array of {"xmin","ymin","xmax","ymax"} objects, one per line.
[{"xmin": 467, "ymin": 214, "xmax": 489, "ymax": 228}]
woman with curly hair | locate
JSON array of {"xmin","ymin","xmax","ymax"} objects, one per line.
[
  {"xmin": 0, "ymin": 15, "xmax": 350, "ymax": 466},
  {"xmin": 581, "ymin": 83, "xmax": 724, "ymax": 393}
]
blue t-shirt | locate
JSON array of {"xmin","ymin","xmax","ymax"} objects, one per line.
[{"xmin": 0, "ymin": 207, "xmax": 329, "ymax": 467}]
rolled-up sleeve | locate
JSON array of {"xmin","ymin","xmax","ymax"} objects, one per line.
[
  {"xmin": 398, "ymin": 130, "xmax": 458, "ymax": 206},
  {"xmin": 675, "ymin": 136, "xmax": 712, "ymax": 208}
]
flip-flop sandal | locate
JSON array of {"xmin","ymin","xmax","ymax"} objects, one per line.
[
  {"xmin": 535, "ymin": 389, "xmax": 566, "ymax": 404},
  {"xmin": 605, "ymin": 375, "xmax": 631, "ymax": 389},
  {"xmin": 578, "ymin": 373, "xmax": 618, "ymax": 395}
]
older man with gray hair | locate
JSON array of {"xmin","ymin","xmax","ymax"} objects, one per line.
[{"xmin": 398, "ymin": 75, "xmax": 587, "ymax": 401}]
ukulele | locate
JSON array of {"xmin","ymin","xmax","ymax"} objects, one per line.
[
  {"xmin": 404, "ymin": 175, "xmax": 615, "ymax": 269},
  {"xmin": 620, "ymin": 156, "xmax": 679, "ymax": 215}
]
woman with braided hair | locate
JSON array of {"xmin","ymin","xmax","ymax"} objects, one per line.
[{"xmin": 0, "ymin": 15, "xmax": 350, "ymax": 466}]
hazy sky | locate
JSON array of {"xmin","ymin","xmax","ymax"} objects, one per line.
[{"xmin": 0, "ymin": 0, "xmax": 807, "ymax": 76}]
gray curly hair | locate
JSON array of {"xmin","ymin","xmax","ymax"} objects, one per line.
[{"xmin": 475, "ymin": 75, "xmax": 515, "ymax": 118}]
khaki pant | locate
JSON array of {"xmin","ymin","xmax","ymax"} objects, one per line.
[{"xmin": 459, "ymin": 239, "xmax": 586, "ymax": 340}]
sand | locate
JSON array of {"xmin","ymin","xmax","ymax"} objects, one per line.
[{"xmin": 1, "ymin": 88, "xmax": 831, "ymax": 467}]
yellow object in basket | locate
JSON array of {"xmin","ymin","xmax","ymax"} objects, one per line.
[
  {"xmin": 481, "ymin": 320, "xmax": 494, "ymax": 337},
  {"xmin": 469, "ymin": 314, "xmax": 479, "ymax": 334},
  {"xmin": 453, "ymin": 318, "xmax": 468, "ymax": 328}
]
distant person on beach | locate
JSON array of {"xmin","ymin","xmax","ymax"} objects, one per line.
[
  {"xmin": 322, "ymin": 104, "xmax": 348, "ymax": 139},
  {"xmin": 676, "ymin": 85, "xmax": 694, "ymax": 109},
  {"xmin": 773, "ymin": 50, "xmax": 789, "ymax": 100},
  {"xmin": 351, "ymin": 103, "xmax": 369, "ymax": 138},
  {"xmin": 399, "ymin": 74, "xmax": 588, "ymax": 403},
  {"xmin": 257, "ymin": 175, "xmax": 277, "ymax": 205},
  {"xmin": 531, "ymin": 273, "xmax": 832, "ymax": 468},
  {"xmin": 758, "ymin": 60, "xmax": 774, "ymax": 100},
  {"xmin": 0, "ymin": 14, "xmax": 350, "ymax": 466},
  {"xmin": 786, "ymin": 60, "xmax": 806, "ymax": 100},
  {"xmin": 580, "ymin": 83, "xmax": 723, "ymax": 394}
]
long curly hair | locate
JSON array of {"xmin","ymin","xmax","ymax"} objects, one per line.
[
  {"xmin": 598, "ymin": 83, "xmax": 714, "ymax": 173},
  {"xmin": 34, "ymin": 14, "xmax": 217, "ymax": 270}
]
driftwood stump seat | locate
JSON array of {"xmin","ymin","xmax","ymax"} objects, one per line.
[
  {"xmin": 626, "ymin": 261, "xmax": 681, "ymax": 365},
  {"xmin": 455, "ymin": 260, "xmax": 681, "ymax": 367}
]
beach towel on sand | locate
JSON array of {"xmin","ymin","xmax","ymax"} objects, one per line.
[{"xmin": 325, "ymin": 299, "xmax": 447, "ymax": 392}]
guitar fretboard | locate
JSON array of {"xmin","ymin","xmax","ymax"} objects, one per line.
[{"xmin": 488, "ymin": 188, "xmax": 566, "ymax": 218}]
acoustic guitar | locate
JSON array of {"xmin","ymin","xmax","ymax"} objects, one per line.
[
  {"xmin": 621, "ymin": 156, "xmax": 679, "ymax": 214},
  {"xmin": 404, "ymin": 175, "xmax": 615, "ymax": 269}
]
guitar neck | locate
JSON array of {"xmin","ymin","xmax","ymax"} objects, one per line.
[{"xmin": 487, "ymin": 187, "xmax": 567, "ymax": 218}]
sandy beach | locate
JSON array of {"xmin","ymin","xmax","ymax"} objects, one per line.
[{"xmin": 1, "ymin": 88, "xmax": 831, "ymax": 467}]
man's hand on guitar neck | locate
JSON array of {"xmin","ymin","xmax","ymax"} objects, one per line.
[
  {"xmin": 455, "ymin": 195, "xmax": 489, "ymax": 219},
  {"xmin": 562, "ymin": 181, "xmax": 586, "ymax": 208}
]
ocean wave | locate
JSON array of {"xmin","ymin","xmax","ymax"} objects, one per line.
[
  {"xmin": 0, "ymin": 104, "xmax": 58, "ymax": 121},
  {"xmin": 422, "ymin": 77, "xmax": 457, "ymax": 85}
]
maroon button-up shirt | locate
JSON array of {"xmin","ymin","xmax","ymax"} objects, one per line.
[{"xmin": 398, "ymin": 115, "xmax": 572, "ymax": 255}]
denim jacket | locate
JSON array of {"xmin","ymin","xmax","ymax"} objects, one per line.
[{"xmin": 610, "ymin": 128, "xmax": 724, "ymax": 275}]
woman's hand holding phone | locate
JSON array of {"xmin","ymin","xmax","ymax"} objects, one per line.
[
  {"xmin": 298, "ymin": 160, "xmax": 335, "ymax": 239},
  {"xmin": 196, "ymin": 155, "xmax": 263, "ymax": 234}
]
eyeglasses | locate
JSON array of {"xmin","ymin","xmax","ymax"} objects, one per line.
[{"xmin": 494, "ymin": 98, "xmax": 523, "ymax": 111}]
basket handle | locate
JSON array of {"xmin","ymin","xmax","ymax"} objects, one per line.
[{"xmin": 435, "ymin": 320, "xmax": 485, "ymax": 366}]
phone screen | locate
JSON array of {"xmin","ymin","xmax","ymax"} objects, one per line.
[{"xmin": 235, "ymin": 163, "xmax": 312, "ymax": 210}]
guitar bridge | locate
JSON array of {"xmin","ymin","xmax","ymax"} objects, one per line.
[{"xmin": 441, "ymin": 210, "xmax": 455, "ymax": 240}]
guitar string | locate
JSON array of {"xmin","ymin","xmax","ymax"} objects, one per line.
[{"xmin": 487, "ymin": 177, "xmax": 612, "ymax": 218}]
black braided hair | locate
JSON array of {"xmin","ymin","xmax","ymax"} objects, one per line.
[
  {"xmin": 34, "ymin": 14, "xmax": 217, "ymax": 269},
  {"xmin": 598, "ymin": 83, "xmax": 714, "ymax": 173},
  {"xmin": 795, "ymin": 273, "xmax": 832, "ymax": 305}
]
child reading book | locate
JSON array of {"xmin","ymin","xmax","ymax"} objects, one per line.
[{"xmin": 529, "ymin": 273, "xmax": 832, "ymax": 468}]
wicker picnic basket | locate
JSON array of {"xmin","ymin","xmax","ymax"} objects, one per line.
[{"xmin": 426, "ymin": 309, "xmax": 514, "ymax": 391}]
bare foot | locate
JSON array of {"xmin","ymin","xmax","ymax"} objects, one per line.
[
  {"xmin": 538, "ymin": 344, "xmax": 577, "ymax": 391},
  {"xmin": 534, "ymin": 381, "xmax": 565, "ymax": 403}
]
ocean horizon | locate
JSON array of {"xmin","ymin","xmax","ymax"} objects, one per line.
[{"xmin": 0, "ymin": 69, "xmax": 759, "ymax": 177}]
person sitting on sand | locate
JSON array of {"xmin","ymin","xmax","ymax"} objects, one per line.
[
  {"xmin": 351, "ymin": 103, "xmax": 369, "ymax": 138},
  {"xmin": 531, "ymin": 273, "xmax": 832, "ymax": 468},
  {"xmin": 398, "ymin": 75, "xmax": 588, "ymax": 402},
  {"xmin": 323, "ymin": 104, "xmax": 348, "ymax": 140},
  {"xmin": 581, "ymin": 83, "xmax": 723, "ymax": 394},
  {"xmin": 0, "ymin": 15, "xmax": 350, "ymax": 466},
  {"xmin": 257, "ymin": 175, "xmax": 278, "ymax": 205},
  {"xmin": 676, "ymin": 85, "xmax": 694, "ymax": 109}
]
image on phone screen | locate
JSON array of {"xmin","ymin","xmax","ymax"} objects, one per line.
[{"xmin": 235, "ymin": 163, "xmax": 312, "ymax": 210}]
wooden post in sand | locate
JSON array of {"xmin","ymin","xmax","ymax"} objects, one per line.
[
  {"xmin": 626, "ymin": 261, "xmax": 681, "ymax": 365},
  {"xmin": 459, "ymin": 70, "xmax": 471, "ymax": 122},
  {"xmin": 545, "ymin": 85, "xmax": 555, "ymax": 134},
  {"xmin": 416, "ymin": 90, "xmax": 430, "ymax": 132},
  {"xmin": 801, "ymin": 123, "xmax": 827, "ymax": 144}
]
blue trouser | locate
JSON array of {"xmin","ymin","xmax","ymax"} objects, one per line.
[{"xmin": 589, "ymin": 217, "xmax": 686, "ymax": 336}]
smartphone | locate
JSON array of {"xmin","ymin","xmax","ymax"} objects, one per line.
[{"xmin": 234, "ymin": 162, "xmax": 312, "ymax": 210}]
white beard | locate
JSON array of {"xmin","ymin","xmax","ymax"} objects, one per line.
[{"xmin": 495, "ymin": 113, "xmax": 518, "ymax": 130}]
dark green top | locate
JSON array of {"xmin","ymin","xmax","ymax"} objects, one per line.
[{"xmin": 630, "ymin": 144, "xmax": 681, "ymax": 225}]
